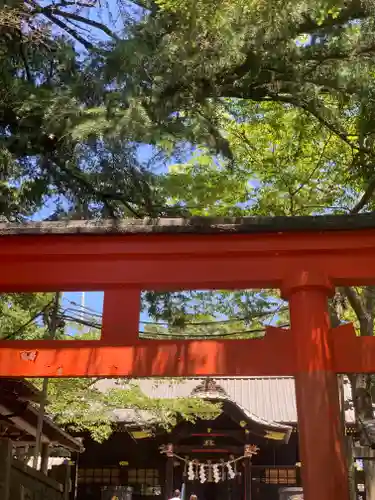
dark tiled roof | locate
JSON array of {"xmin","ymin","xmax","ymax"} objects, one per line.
[
  {"xmin": 0, "ymin": 379, "xmax": 83, "ymax": 452},
  {"xmin": 359, "ymin": 420, "xmax": 375, "ymax": 445},
  {"xmin": 95, "ymin": 376, "xmax": 355, "ymax": 426},
  {"xmin": 0, "ymin": 378, "xmax": 41, "ymax": 402},
  {"xmin": 1, "ymin": 213, "xmax": 375, "ymax": 235}
]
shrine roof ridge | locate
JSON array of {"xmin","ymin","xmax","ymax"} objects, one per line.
[{"xmin": 1, "ymin": 212, "xmax": 375, "ymax": 235}]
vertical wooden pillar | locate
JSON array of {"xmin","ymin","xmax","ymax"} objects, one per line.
[
  {"xmin": 295, "ymin": 463, "xmax": 302, "ymax": 487},
  {"xmin": 0, "ymin": 439, "xmax": 12, "ymax": 500},
  {"xmin": 165, "ymin": 444, "xmax": 174, "ymax": 500},
  {"xmin": 101, "ymin": 289, "xmax": 141, "ymax": 344},
  {"xmin": 284, "ymin": 273, "xmax": 349, "ymax": 500},
  {"xmin": 40, "ymin": 443, "xmax": 50, "ymax": 475},
  {"xmin": 69, "ymin": 452, "xmax": 79, "ymax": 500},
  {"xmin": 63, "ymin": 460, "xmax": 71, "ymax": 500},
  {"xmin": 243, "ymin": 457, "xmax": 252, "ymax": 500}
]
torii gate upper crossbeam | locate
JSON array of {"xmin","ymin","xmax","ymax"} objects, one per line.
[{"xmin": 2, "ymin": 216, "xmax": 375, "ymax": 290}]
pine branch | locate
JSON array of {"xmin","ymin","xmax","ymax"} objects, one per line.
[
  {"xmin": 19, "ymin": 39, "xmax": 33, "ymax": 83},
  {"xmin": 25, "ymin": 0, "xmax": 96, "ymax": 51},
  {"xmin": 43, "ymin": 7, "xmax": 119, "ymax": 40},
  {"xmin": 51, "ymin": 0, "xmax": 97, "ymax": 7},
  {"xmin": 128, "ymin": 0, "xmax": 158, "ymax": 13},
  {"xmin": 55, "ymin": 159, "xmax": 142, "ymax": 218}
]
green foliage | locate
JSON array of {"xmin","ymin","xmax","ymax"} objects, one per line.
[
  {"xmin": 114, "ymin": 0, "xmax": 375, "ymax": 181},
  {"xmin": 142, "ymin": 289, "xmax": 288, "ymax": 338},
  {"xmin": 0, "ymin": 4, "xmax": 172, "ymax": 220},
  {"xmin": 2, "ymin": 0, "xmax": 375, "ymax": 219},
  {"xmin": 34, "ymin": 377, "xmax": 220, "ymax": 442},
  {"xmin": 0, "ymin": 293, "xmax": 55, "ymax": 339},
  {"xmin": 161, "ymin": 101, "xmax": 358, "ymax": 216}
]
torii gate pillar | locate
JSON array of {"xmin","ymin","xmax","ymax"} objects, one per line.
[{"xmin": 283, "ymin": 272, "xmax": 349, "ymax": 500}]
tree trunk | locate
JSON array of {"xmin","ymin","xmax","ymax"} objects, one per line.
[
  {"xmin": 351, "ymin": 373, "xmax": 375, "ymax": 500},
  {"xmin": 330, "ymin": 304, "xmax": 356, "ymax": 500},
  {"xmin": 343, "ymin": 286, "xmax": 375, "ymax": 500}
]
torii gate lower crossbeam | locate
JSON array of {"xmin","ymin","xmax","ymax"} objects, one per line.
[{"xmin": 2, "ymin": 215, "xmax": 375, "ymax": 500}]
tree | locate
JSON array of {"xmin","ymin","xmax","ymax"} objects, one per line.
[
  {"xmin": 120, "ymin": 0, "xmax": 375, "ymax": 168},
  {"xmin": 0, "ymin": 0, "xmax": 184, "ymax": 220},
  {"xmin": 3, "ymin": 0, "xmax": 375, "ymax": 219}
]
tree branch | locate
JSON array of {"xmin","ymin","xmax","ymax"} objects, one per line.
[
  {"xmin": 51, "ymin": 0, "xmax": 97, "ymax": 7},
  {"xmin": 350, "ymin": 173, "xmax": 375, "ymax": 214},
  {"xmin": 342, "ymin": 286, "xmax": 365, "ymax": 320},
  {"xmin": 19, "ymin": 38, "xmax": 33, "ymax": 83},
  {"xmin": 44, "ymin": 7, "xmax": 119, "ymax": 40},
  {"xmin": 248, "ymin": 91, "xmax": 357, "ymax": 150},
  {"xmin": 55, "ymin": 159, "xmax": 142, "ymax": 218},
  {"xmin": 295, "ymin": 0, "xmax": 367, "ymax": 36},
  {"xmin": 25, "ymin": 0, "xmax": 96, "ymax": 51},
  {"xmin": 341, "ymin": 286, "xmax": 373, "ymax": 338},
  {"xmin": 291, "ymin": 133, "xmax": 332, "ymax": 197}
]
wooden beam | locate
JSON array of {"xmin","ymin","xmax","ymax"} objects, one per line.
[
  {"xmin": 101, "ymin": 289, "xmax": 140, "ymax": 343},
  {"xmin": 2, "ymin": 228, "xmax": 375, "ymax": 291},
  {"xmin": 190, "ymin": 432, "xmax": 244, "ymax": 439},
  {"xmin": 244, "ymin": 457, "xmax": 252, "ymax": 500},
  {"xmin": 173, "ymin": 426, "xmax": 246, "ymax": 443},
  {"xmin": 0, "ymin": 439, "xmax": 12, "ymax": 500},
  {"xmin": 330, "ymin": 323, "xmax": 375, "ymax": 373},
  {"xmin": 165, "ymin": 445, "xmax": 174, "ymax": 500},
  {"xmin": 175, "ymin": 445, "xmax": 243, "ymax": 454},
  {"xmin": 0, "ymin": 328, "xmax": 294, "ymax": 377},
  {"xmin": 0, "ymin": 317, "xmax": 374, "ymax": 378},
  {"xmin": 2, "ymin": 322, "xmax": 375, "ymax": 377},
  {"xmin": 2, "ymin": 213, "xmax": 375, "ymax": 235}
]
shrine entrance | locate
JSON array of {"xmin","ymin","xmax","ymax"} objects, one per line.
[
  {"xmin": 186, "ymin": 471, "xmax": 239, "ymax": 500},
  {"xmin": 2, "ymin": 214, "xmax": 375, "ymax": 500},
  {"xmin": 200, "ymin": 482, "xmax": 216, "ymax": 500},
  {"xmin": 199, "ymin": 481, "xmax": 223, "ymax": 500},
  {"xmin": 161, "ymin": 379, "xmax": 298, "ymax": 500}
]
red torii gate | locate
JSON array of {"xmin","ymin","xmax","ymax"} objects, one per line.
[{"xmin": 1, "ymin": 215, "xmax": 375, "ymax": 500}]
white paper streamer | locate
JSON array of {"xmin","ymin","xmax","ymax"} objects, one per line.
[
  {"xmin": 199, "ymin": 464, "xmax": 207, "ymax": 483},
  {"xmin": 226, "ymin": 462, "xmax": 235, "ymax": 480},
  {"xmin": 213, "ymin": 464, "xmax": 221, "ymax": 483},
  {"xmin": 188, "ymin": 461, "xmax": 195, "ymax": 481}
]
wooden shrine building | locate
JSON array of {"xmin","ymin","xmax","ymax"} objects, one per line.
[
  {"xmin": 0, "ymin": 378, "xmax": 83, "ymax": 500},
  {"xmin": 73, "ymin": 377, "xmax": 356, "ymax": 500}
]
